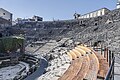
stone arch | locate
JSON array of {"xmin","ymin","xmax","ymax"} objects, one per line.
[{"xmin": 94, "ymin": 22, "xmax": 98, "ymax": 26}]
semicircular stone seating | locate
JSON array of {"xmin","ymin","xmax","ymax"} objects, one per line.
[{"xmin": 58, "ymin": 45, "xmax": 109, "ymax": 80}]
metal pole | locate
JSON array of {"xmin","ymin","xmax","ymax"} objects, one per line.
[
  {"xmin": 101, "ymin": 43, "xmax": 103, "ymax": 55},
  {"xmin": 104, "ymin": 47, "xmax": 106, "ymax": 58},
  {"xmin": 109, "ymin": 50, "xmax": 111, "ymax": 67},
  {"xmin": 106, "ymin": 48, "xmax": 108, "ymax": 62},
  {"xmin": 112, "ymin": 52, "xmax": 114, "ymax": 80}
]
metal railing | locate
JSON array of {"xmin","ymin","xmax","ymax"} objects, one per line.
[
  {"xmin": 92, "ymin": 46, "xmax": 115, "ymax": 80},
  {"xmin": 105, "ymin": 57, "xmax": 115, "ymax": 80}
]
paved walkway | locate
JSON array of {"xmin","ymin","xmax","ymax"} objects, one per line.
[
  {"xmin": 114, "ymin": 54, "xmax": 120, "ymax": 80},
  {"xmin": 24, "ymin": 58, "xmax": 48, "ymax": 80}
]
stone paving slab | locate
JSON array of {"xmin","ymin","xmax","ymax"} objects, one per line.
[
  {"xmin": 114, "ymin": 75, "xmax": 120, "ymax": 80},
  {"xmin": 114, "ymin": 55, "xmax": 120, "ymax": 80}
]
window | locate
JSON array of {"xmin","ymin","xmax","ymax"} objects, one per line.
[
  {"xmin": 81, "ymin": 21, "xmax": 83, "ymax": 24},
  {"xmin": 101, "ymin": 10, "xmax": 103, "ymax": 15},
  {"xmin": 3, "ymin": 13, "xmax": 5, "ymax": 15}
]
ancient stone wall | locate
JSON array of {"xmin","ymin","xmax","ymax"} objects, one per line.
[{"xmin": 12, "ymin": 8, "xmax": 120, "ymax": 44}]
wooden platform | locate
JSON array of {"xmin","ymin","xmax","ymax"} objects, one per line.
[
  {"xmin": 58, "ymin": 45, "xmax": 109, "ymax": 80},
  {"xmin": 58, "ymin": 57, "xmax": 83, "ymax": 80},
  {"xmin": 90, "ymin": 49, "xmax": 109, "ymax": 79}
]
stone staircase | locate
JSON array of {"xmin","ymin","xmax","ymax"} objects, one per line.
[{"xmin": 58, "ymin": 45, "xmax": 109, "ymax": 80}]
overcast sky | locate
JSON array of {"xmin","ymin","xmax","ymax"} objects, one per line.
[{"xmin": 0, "ymin": 0, "xmax": 117, "ymax": 21}]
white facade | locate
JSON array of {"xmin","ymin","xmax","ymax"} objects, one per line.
[
  {"xmin": 15, "ymin": 16, "xmax": 43, "ymax": 24},
  {"xmin": 15, "ymin": 18, "xmax": 30, "ymax": 24},
  {"xmin": 117, "ymin": 0, "xmax": 120, "ymax": 9},
  {"xmin": 0, "ymin": 8, "xmax": 12, "ymax": 22},
  {"xmin": 79, "ymin": 8, "xmax": 110, "ymax": 19}
]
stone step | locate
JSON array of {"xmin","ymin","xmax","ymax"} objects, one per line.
[
  {"xmin": 84, "ymin": 53, "xmax": 99, "ymax": 80},
  {"xmin": 58, "ymin": 57, "xmax": 83, "ymax": 80},
  {"xmin": 72, "ymin": 55, "xmax": 90, "ymax": 80}
]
